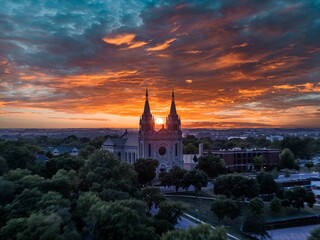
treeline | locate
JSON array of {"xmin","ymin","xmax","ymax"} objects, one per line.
[
  {"xmin": 0, "ymin": 139, "xmax": 226, "ymax": 239},
  {"xmin": 183, "ymin": 135, "xmax": 320, "ymax": 159}
]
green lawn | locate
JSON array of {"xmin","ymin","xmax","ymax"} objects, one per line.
[{"xmin": 166, "ymin": 194, "xmax": 320, "ymax": 239}]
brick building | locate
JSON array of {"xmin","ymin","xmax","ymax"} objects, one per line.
[{"xmin": 211, "ymin": 148, "xmax": 280, "ymax": 172}]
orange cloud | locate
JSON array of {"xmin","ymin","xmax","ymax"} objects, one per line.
[
  {"xmin": 103, "ymin": 33, "xmax": 136, "ymax": 45},
  {"xmin": 125, "ymin": 41, "xmax": 148, "ymax": 49},
  {"xmin": 147, "ymin": 38, "xmax": 176, "ymax": 51},
  {"xmin": 231, "ymin": 42, "xmax": 248, "ymax": 48}
]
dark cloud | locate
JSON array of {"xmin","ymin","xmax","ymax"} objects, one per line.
[{"xmin": 0, "ymin": 0, "xmax": 319, "ymax": 128}]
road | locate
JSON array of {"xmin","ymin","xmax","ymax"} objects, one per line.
[{"xmin": 267, "ymin": 224, "xmax": 320, "ymax": 240}]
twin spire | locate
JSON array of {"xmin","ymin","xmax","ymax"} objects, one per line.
[{"xmin": 142, "ymin": 88, "xmax": 177, "ymax": 117}]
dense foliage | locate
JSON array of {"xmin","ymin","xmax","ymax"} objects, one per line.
[{"xmin": 0, "ymin": 139, "xmax": 186, "ymax": 239}]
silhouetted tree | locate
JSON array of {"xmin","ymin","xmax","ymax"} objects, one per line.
[{"xmin": 134, "ymin": 159, "xmax": 159, "ymax": 186}]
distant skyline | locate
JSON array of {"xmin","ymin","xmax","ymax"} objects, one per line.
[{"xmin": 1, "ymin": 1, "xmax": 320, "ymax": 128}]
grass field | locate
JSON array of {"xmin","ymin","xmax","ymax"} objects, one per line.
[{"xmin": 166, "ymin": 192, "xmax": 320, "ymax": 239}]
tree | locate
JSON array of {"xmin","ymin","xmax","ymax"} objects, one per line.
[
  {"xmin": 305, "ymin": 161, "xmax": 314, "ymax": 171},
  {"xmin": 0, "ymin": 157, "xmax": 8, "ymax": 175},
  {"xmin": 309, "ymin": 228, "xmax": 320, "ymax": 240},
  {"xmin": 211, "ymin": 196, "xmax": 240, "ymax": 223},
  {"xmin": 253, "ymin": 155, "xmax": 264, "ymax": 171},
  {"xmin": 80, "ymin": 150, "xmax": 139, "ymax": 199},
  {"xmin": 5, "ymin": 188, "xmax": 42, "ymax": 218},
  {"xmin": 133, "ymin": 159, "xmax": 159, "ymax": 186},
  {"xmin": 2, "ymin": 145, "xmax": 35, "ymax": 170},
  {"xmin": 242, "ymin": 213, "xmax": 269, "ymax": 240},
  {"xmin": 279, "ymin": 148, "xmax": 296, "ymax": 169},
  {"xmin": 45, "ymin": 155, "xmax": 84, "ymax": 177},
  {"xmin": 197, "ymin": 154, "xmax": 226, "ymax": 178},
  {"xmin": 155, "ymin": 201, "xmax": 184, "ymax": 232},
  {"xmin": 214, "ymin": 174, "xmax": 259, "ymax": 199},
  {"xmin": 248, "ymin": 197, "xmax": 264, "ymax": 215},
  {"xmin": 0, "ymin": 211, "xmax": 79, "ymax": 240},
  {"xmin": 141, "ymin": 187, "xmax": 165, "ymax": 211},
  {"xmin": 87, "ymin": 199, "xmax": 157, "ymax": 240},
  {"xmin": 161, "ymin": 224, "xmax": 227, "ymax": 240},
  {"xmin": 183, "ymin": 169, "xmax": 208, "ymax": 193},
  {"xmin": 0, "ymin": 179, "xmax": 15, "ymax": 204},
  {"xmin": 270, "ymin": 197, "xmax": 282, "ymax": 213},
  {"xmin": 162, "ymin": 166, "xmax": 187, "ymax": 192},
  {"xmin": 283, "ymin": 187, "xmax": 316, "ymax": 211},
  {"xmin": 256, "ymin": 172, "xmax": 279, "ymax": 195},
  {"xmin": 183, "ymin": 143, "xmax": 198, "ymax": 154}
]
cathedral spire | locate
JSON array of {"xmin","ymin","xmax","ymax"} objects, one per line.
[
  {"xmin": 143, "ymin": 88, "xmax": 151, "ymax": 116},
  {"xmin": 170, "ymin": 89, "xmax": 177, "ymax": 116}
]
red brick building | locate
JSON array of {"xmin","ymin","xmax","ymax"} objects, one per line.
[{"xmin": 211, "ymin": 148, "xmax": 280, "ymax": 172}]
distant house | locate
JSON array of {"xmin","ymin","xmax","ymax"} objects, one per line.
[{"xmin": 45, "ymin": 147, "xmax": 79, "ymax": 156}]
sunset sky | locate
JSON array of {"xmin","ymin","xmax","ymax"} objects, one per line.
[{"xmin": 1, "ymin": 0, "xmax": 320, "ymax": 128}]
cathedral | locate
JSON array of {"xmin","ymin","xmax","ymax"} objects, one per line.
[
  {"xmin": 101, "ymin": 89, "xmax": 183, "ymax": 172},
  {"xmin": 139, "ymin": 89, "xmax": 183, "ymax": 172}
]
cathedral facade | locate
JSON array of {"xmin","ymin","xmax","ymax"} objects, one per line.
[
  {"xmin": 139, "ymin": 89, "xmax": 183, "ymax": 172},
  {"xmin": 102, "ymin": 89, "xmax": 183, "ymax": 172}
]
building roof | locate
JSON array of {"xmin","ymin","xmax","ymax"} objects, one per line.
[{"xmin": 44, "ymin": 146, "xmax": 79, "ymax": 154}]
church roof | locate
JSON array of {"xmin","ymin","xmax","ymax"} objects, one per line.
[
  {"xmin": 103, "ymin": 132, "xmax": 138, "ymax": 147},
  {"xmin": 157, "ymin": 126, "xmax": 169, "ymax": 134}
]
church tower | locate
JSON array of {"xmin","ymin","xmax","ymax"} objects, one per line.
[
  {"xmin": 166, "ymin": 90, "xmax": 181, "ymax": 133},
  {"xmin": 139, "ymin": 89, "xmax": 155, "ymax": 133},
  {"xmin": 138, "ymin": 89, "xmax": 183, "ymax": 172}
]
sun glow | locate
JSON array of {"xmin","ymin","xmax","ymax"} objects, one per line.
[{"xmin": 155, "ymin": 118, "xmax": 164, "ymax": 125}]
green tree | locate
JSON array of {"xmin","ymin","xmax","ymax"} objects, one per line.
[
  {"xmin": 0, "ymin": 179, "xmax": 15, "ymax": 204},
  {"xmin": 134, "ymin": 159, "xmax": 159, "ymax": 186},
  {"xmin": 5, "ymin": 188, "xmax": 42, "ymax": 218},
  {"xmin": 183, "ymin": 143, "xmax": 198, "ymax": 154},
  {"xmin": 45, "ymin": 155, "xmax": 84, "ymax": 177},
  {"xmin": 1, "ymin": 144, "xmax": 35, "ymax": 170},
  {"xmin": 305, "ymin": 161, "xmax": 314, "ymax": 171},
  {"xmin": 309, "ymin": 228, "xmax": 320, "ymax": 240},
  {"xmin": 37, "ymin": 191, "xmax": 70, "ymax": 211},
  {"xmin": 197, "ymin": 154, "xmax": 226, "ymax": 178},
  {"xmin": 253, "ymin": 155, "xmax": 264, "ymax": 171},
  {"xmin": 0, "ymin": 157, "xmax": 8, "ymax": 176},
  {"xmin": 270, "ymin": 197, "xmax": 282, "ymax": 213},
  {"xmin": 141, "ymin": 187, "xmax": 165, "ymax": 211},
  {"xmin": 155, "ymin": 201, "xmax": 184, "ymax": 231},
  {"xmin": 161, "ymin": 224, "xmax": 227, "ymax": 240},
  {"xmin": 80, "ymin": 150, "xmax": 139, "ymax": 199},
  {"xmin": 283, "ymin": 187, "xmax": 316, "ymax": 212},
  {"xmin": 183, "ymin": 169, "xmax": 208, "ymax": 193},
  {"xmin": 79, "ymin": 145, "xmax": 96, "ymax": 159},
  {"xmin": 279, "ymin": 148, "xmax": 296, "ymax": 169},
  {"xmin": 214, "ymin": 174, "xmax": 259, "ymax": 199},
  {"xmin": 248, "ymin": 197, "xmax": 264, "ymax": 215},
  {"xmin": 242, "ymin": 213, "xmax": 269, "ymax": 239},
  {"xmin": 1, "ymin": 211, "xmax": 80, "ymax": 240},
  {"xmin": 87, "ymin": 199, "xmax": 156, "ymax": 240},
  {"xmin": 163, "ymin": 166, "xmax": 187, "ymax": 192},
  {"xmin": 211, "ymin": 195, "xmax": 240, "ymax": 223},
  {"xmin": 256, "ymin": 172, "xmax": 279, "ymax": 195}
]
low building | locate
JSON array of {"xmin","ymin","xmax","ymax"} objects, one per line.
[
  {"xmin": 101, "ymin": 131, "xmax": 139, "ymax": 164},
  {"xmin": 211, "ymin": 148, "xmax": 280, "ymax": 172}
]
